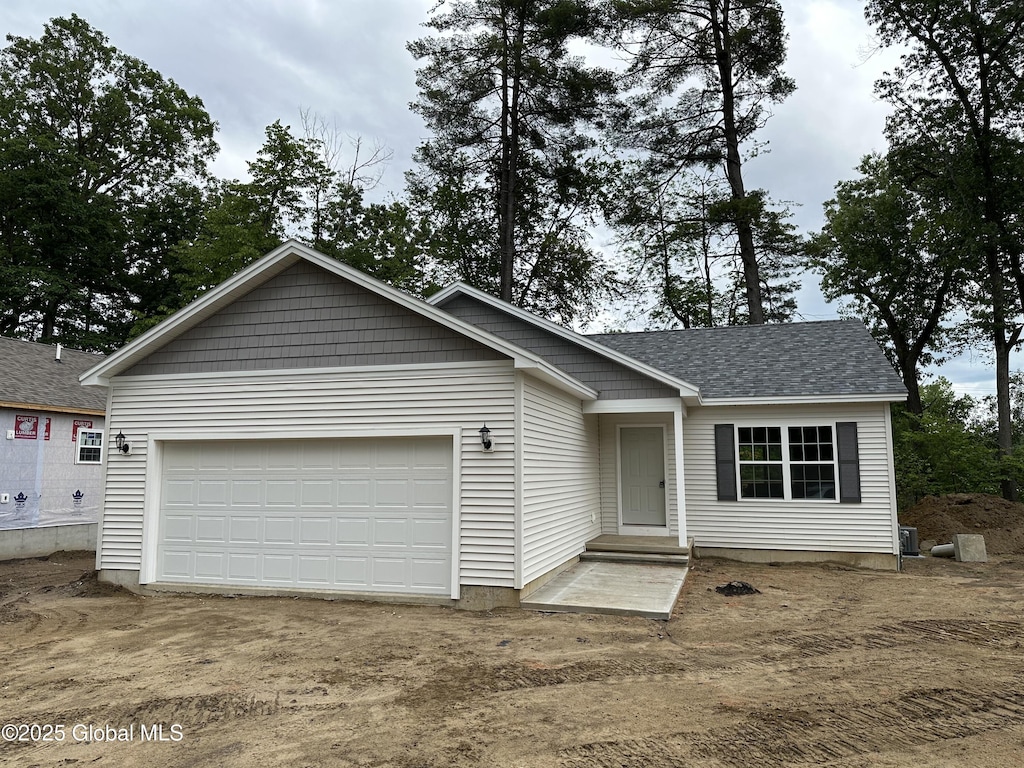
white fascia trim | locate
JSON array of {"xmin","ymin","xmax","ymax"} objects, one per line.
[
  {"xmin": 700, "ymin": 393, "xmax": 908, "ymax": 406},
  {"xmin": 81, "ymin": 240, "xmax": 590, "ymax": 400},
  {"xmin": 429, "ymin": 282, "xmax": 701, "ymax": 399},
  {"xmin": 583, "ymin": 397, "xmax": 684, "ymax": 415},
  {"xmin": 109, "ymin": 359, "xmax": 514, "ymax": 387}
]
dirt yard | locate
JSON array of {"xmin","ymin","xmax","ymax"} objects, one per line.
[{"xmin": 2, "ymin": 548, "xmax": 1023, "ymax": 767}]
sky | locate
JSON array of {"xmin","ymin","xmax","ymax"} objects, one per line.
[{"xmin": 0, "ymin": 0, "xmax": 1004, "ymax": 399}]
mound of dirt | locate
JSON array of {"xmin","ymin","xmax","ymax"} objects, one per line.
[
  {"xmin": 67, "ymin": 571, "xmax": 136, "ymax": 597},
  {"xmin": 40, "ymin": 570, "xmax": 134, "ymax": 598},
  {"xmin": 900, "ymin": 493, "xmax": 1024, "ymax": 554}
]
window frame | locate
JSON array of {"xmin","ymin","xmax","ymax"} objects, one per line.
[
  {"xmin": 734, "ymin": 423, "xmax": 839, "ymax": 503},
  {"xmin": 75, "ymin": 429, "xmax": 105, "ymax": 465}
]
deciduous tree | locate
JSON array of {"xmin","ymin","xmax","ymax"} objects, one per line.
[
  {"xmin": 866, "ymin": 0, "xmax": 1024, "ymax": 497},
  {"xmin": 809, "ymin": 153, "xmax": 963, "ymax": 415},
  {"xmin": 0, "ymin": 14, "xmax": 216, "ymax": 350}
]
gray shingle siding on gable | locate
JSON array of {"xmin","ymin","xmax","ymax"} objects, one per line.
[
  {"xmin": 124, "ymin": 262, "xmax": 506, "ymax": 376},
  {"xmin": 589, "ymin": 320, "xmax": 906, "ymax": 400},
  {"xmin": 438, "ymin": 295, "xmax": 677, "ymax": 399}
]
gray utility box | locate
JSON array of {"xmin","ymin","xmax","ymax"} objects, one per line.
[{"xmin": 899, "ymin": 526, "xmax": 920, "ymax": 556}]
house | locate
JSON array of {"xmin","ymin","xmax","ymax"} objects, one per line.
[
  {"xmin": 80, "ymin": 241, "xmax": 907, "ymax": 607},
  {"xmin": 1, "ymin": 336, "xmax": 106, "ymax": 558}
]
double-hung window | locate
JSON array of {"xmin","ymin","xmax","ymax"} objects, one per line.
[
  {"xmin": 736, "ymin": 425, "xmax": 837, "ymax": 501},
  {"xmin": 788, "ymin": 426, "xmax": 836, "ymax": 499},
  {"xmin": 76, "ymin": 430, "xmax": 104, "ymax": 464},
  {"xmin": 737, "ymin": 427, "xmax": 784, "ymax": 498}
]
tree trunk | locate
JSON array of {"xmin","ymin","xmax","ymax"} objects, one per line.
[
  {"xmin": 710, "ymin": 0, "xmax": 764, "ymax": 324},
  {"xmin": 40, "ymin": 295, "xmax": 60, "ymax": 343},
  {"xmin": 497, "ymin": 8, "xmax": 526, "ymax": 304},
  {"xmin": 993, "ymin": 326, "xmax": 1017, "ymax": 501},
  {"xmin": 901, "ymin": 359, "xmax": 923, "ymax": 416},
  {"xmin": 984, "ymin": 225, "xmax": 1017, "ymax": 501}
]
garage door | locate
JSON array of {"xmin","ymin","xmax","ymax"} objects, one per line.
[{"xmin": 156, "ymin": 437, "xmax": 453, "ymax": 595}]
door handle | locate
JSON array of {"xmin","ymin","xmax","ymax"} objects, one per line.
[{"xmin": 659, "ymin": 480, "xmax": 665, "ymax": 488}]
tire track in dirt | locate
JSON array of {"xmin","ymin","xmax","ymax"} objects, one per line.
[
  {"xmin": 10, "ymin": 692, "xmax": 282, "ymax": 733},
  {"xmin": 673, "ymin": 618, "xmax": 1024, "ymax": 684},
  {"xmin": 395, "ymin": 657, "xmax": 691, "ymax": 706},
  {"xmin": 392, "ymin": 618, "xmax": 1024, "ymax": 710},
  {"xmin": 559, "ymin": 685, "xmax": 1024, "ymax": 767},
  {"xmin": 763, "ymin": 619, "xmax": 1022, "ymax": 661},
  {"xmin": 897, "ymin": 618, "xmax": 1023, "ymax": 646},
  {"xmin": 0, "ymin": 595, "xmax": 38, "ymax": 629}
]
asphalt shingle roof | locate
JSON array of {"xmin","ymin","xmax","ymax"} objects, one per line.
[
  {"xmin": 588, "ymin": 320, "xmax": 907, "ymax": 400},
  {"xmin": 0, "ymin": 337, "xmax": 107, "ymax": 413}
]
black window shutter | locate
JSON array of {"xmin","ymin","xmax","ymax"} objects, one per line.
[
  {"xmin": 836, "ymin": 422, "xmax": 861, "ymax": 503},
  {"xmin": 714, "ymin": 424, "xmax": 737, "ymax": 501}
]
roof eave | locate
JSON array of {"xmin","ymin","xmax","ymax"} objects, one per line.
[
  {"xmin": 0, "ymin": 400, "xmax": 107, "ymax": 416},
  {"xmin": 428, "ymin": 282, "xmax": 700, "ymax": 398},
  {"xmin": 516, "ymin": 359, "xmax": 598, "ymax": 401},
  {"xmin": 698, "ymin": 392, "xmax": 909, "ymax": 406}
]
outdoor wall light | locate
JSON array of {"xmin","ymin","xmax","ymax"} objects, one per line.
[
  {"xmin": 114, "ymin": 431, "xmax": 131, "ymax": 455},
  {"xmin": 479, "ymin": 424, "xmax": 493, "ymax": 452}
]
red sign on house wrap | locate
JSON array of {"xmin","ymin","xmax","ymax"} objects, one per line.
[
  {"xmin": 72, "ymin": 419, "xmax": 93, "ymax": 442},
  {"xmin": 15, "ymin": 414, "xmax": 38, "ymax": 439}
]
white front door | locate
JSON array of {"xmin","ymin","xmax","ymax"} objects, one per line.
[{"xmin": 618, "ymin": 426, "xmax": 668, "ymax": 534}]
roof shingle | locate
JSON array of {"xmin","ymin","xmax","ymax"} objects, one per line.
[
  {"xmin": 588, "ymin": 320, "xmax": 907, "ymax": 400},
  {"xmin": 0, "ymin": 337, "xmax": 107, "ymax": 413}
]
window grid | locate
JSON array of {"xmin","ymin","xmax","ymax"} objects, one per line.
[
  {"xmin": 737, "ymin": 425, "xmax": 837, "ymax": 501},
  {"xmin": 737, "ymin": 427, "xmax": 784, "ymax": 499},
  {"xmin": 788, "ymin": 426, "xmax": 836, "ymax": 500},
  {"xmin": 76, "ymin": 430, "xmax": 104, "ymax": 464}
]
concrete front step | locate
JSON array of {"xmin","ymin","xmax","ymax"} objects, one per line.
[
  {"xmin": 585, "ymin": 534, "xmax": 691, "ymax": 558},
  {"xmin": 580, "ymin": 551, "xmax": 689, "ymax": 566},
  {"xmin": 520, "ymin": 561, "xmax": 688, "ymax": 619}
]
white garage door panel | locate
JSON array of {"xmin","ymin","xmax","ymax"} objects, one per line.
[
  {"xmin": 157, "ymin": 437, "xmax": 453, "ymax": 595},
  {"xmin": 230, "ymin": 517, "xmax": 260, "ymax": 543}
]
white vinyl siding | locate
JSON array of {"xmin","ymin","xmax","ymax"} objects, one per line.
[
  {"xmin": 519, "ymin": 375, "xmax": 599, "ymax": 587},
  {"xmin": 685, "ymin": 402, "xmax": 898, "ymax": 553},
  {"xmin": 598, "ymin": 413, "xmax": 679, "ymax": 537},
  {"xmin": 98, "ymin": 361, "xmax": 517, "ymax": 587}
]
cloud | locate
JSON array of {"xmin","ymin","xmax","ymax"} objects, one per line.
[
  {"xmin": 748, "ymin": 0, "xmax": 900, "ymax": 234},
  {"xmin": 1, "ymin": 0, "xmax": 429, "ymax": 189}
]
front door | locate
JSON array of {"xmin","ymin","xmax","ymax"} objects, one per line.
[{"xmin": 619, "ymin": 426, "xmax": 668, "ymax": 533}]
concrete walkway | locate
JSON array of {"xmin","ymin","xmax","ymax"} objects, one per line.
[{"xmin": 520, "ymin": 561, "xmax": 688, "ymax": 620}]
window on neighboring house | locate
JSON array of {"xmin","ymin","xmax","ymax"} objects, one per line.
[
  {"xmin": 737, "ymin": 425, "xmax": 837, "ymax": 501},
  {"xmin": 76, "ymin": 430, "xmax": 104, "ymax": 464}
]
